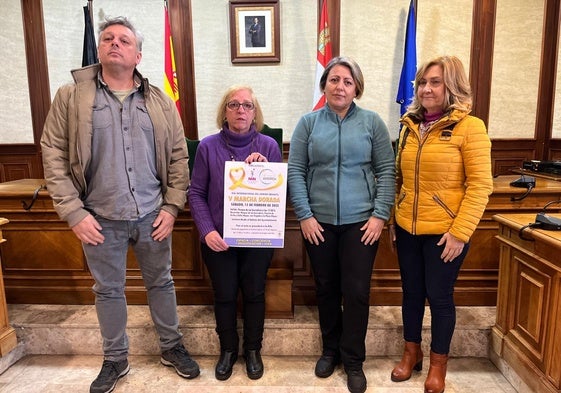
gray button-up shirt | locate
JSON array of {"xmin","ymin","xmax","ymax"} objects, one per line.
[{"xmin": 84, "ymin": 83, "xmax": 162, "ymax": 220}]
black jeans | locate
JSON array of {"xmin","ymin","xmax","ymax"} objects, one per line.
[
  {"xmin": 305, "ymin": 221, "xmax": 378, "ymax": 371},
  {"xmin": 395, "ymin": 224, "xmax": 468, "ymax": 355},
  {"xmin": 201, "ymin": 244, "xmax": 273, "ymax": 352}
]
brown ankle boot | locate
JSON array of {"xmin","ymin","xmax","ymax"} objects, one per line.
[
  {"xmin": 424, "ymin": 351, "xmax": 448, "ymax": 393},
  {"xmin": 391, "ymin": 341, "xmax": 423, "ymax": 382}
]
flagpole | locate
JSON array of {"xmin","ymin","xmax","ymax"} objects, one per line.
[
  {"xmin": 312, "ymin": 0, "xmax": 332, "ymax": 110},
  {"xmin": 395, "ymin": 0, "xmax": 417, "ymax": 117},
  {"xmin": 87, "ymin": 0, "xmax": 93, "ymax": 23},
  {"xmin": 164, "ymin": 0, "xmax": 181, "ymax": 114},
  {"xmin": 82, "ymin": 0, "xmax": 98, "ymax": 67}
]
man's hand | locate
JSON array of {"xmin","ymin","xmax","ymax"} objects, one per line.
[
  {"xmin": 71, "ymin": 214, "xmax": 104, "ymax": 245},
  {"xmin": 152, "ymin": 210, "xmax": 176, "ymax": 241}
]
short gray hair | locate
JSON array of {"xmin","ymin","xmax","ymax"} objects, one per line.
[{"xmin": 98, "ymin": 16, "xmax": 144, "ymax": 52}]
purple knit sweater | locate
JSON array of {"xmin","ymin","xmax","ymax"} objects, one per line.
[{"xmin": 188, "ymin": 124, "xmax": 283, "ymax": 242}]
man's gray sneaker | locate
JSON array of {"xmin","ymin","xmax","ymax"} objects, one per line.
[
  {"xmin": 90, "ymin": 359, "xmax": 129, "ymax": 393},
  {"xmin": 161, "ymin": 343, "xmax": 200, "ymax": 379}
]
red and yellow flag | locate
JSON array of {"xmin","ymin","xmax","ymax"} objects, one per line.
[
  {"xmin": 164, "ymin": 1, "xmax": 180, "ymax": 113},
  {"xmin": 312, "ymin": 0, "xmax": 333, "ymax": 111}
]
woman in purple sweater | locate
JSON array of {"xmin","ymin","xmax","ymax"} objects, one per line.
[{"xmin": 188, "ymin": 85, "xmax": 282, "ymax": 381}]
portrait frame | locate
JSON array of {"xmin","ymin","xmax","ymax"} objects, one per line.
[{"xmin": 229, "ymin": 0, "xmax": 280, "ymax": 64}]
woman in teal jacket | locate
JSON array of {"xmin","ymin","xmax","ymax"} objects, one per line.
[{"xmin": 288, "ymin": 56, "xmax": 395, "ymax": 393}]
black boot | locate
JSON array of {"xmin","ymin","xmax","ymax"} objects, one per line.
[
  {"xmin": 346, "ymin": 368, "xmax": 367, "ymax": 393},
  {"xmin": 244, "ymin": 350, "xmax": 264, "ymax": 380},
  {"xmin": 315, "ymin": 355, "xmax": 340, "ymax": 378},
  {"xmin": 215, "ymin": 350, "xmax": 238, "ymax": 381}
]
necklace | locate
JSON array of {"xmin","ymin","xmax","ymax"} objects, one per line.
[{"xmin": 222, "ymin": 131, "xmax": 256, "ymax": 161}]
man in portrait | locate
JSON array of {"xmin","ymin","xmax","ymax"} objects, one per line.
[{"xmin": 248, "ymin": 16, "xmax": 264, "ymax": 47}]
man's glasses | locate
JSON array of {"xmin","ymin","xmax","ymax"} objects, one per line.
[{"xmin": 226, "ymin": 101, "xmax": 255, "ymax": 111}]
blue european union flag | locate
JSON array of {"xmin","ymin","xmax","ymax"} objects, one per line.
[{"xmin": 396, "ymin": 0, "xmax": 417, "ymax": 116}]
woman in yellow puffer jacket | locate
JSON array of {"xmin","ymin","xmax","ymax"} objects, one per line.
[{"xmin": 389, "ymin": 55, "xmax": 493, "ymax": 393}]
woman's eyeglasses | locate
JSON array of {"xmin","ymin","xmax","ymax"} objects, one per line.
[{"xmin": 226, "ymin": 101, "xmax": 255, "ymax": 111}]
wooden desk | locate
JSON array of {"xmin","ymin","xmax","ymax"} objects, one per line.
[
  {"xmin": 0, "ymin": 176, "xmax": 561, "ymax": 309},
  {"xmin": 0, "ymin": 179, "xmax": 293, "ymax": 318},
  {"xmin": 0, "ymin": 217, "xmax": 16, "ymax": 356},
  {"xmin": 492, "ymin": 213, "xmax": 561, "ymax": 393},
  {"xmin": 511, "ymin": 168, "xmax": 561, "ymax": 182}
]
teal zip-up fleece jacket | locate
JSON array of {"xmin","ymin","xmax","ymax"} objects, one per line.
[{"xmin": 288, "ymin": 103, "xmax": 395, "ymax": 225}]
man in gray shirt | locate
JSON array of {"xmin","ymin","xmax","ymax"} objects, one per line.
[{"xmin": 41, "ymin": 16, "xmax": 198, "ymax": 393}]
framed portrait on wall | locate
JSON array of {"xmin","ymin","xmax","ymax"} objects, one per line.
[{"xmin": 229, "ymin": 0, "xmax": 280, "ymax": 64}]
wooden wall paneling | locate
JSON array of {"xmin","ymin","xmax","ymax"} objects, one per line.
[
  {"xmin": 169, "ymin": 0, "xmax": 198, "ymax": 140},
  {"xmin": 4, "ymin": 0, "xmax": 561, "ymax": 182},
  {"xmin": 4, "ymin": 2, "xmax": 561, "ymax": 311},
  {"xmin": 0, "ymin": 218, "xmax": 18, "ymax": 356},
  {"xmin": 510, "ymin": 252, "xmax": 551, "ymax": 367},
  {"xmin": 319, "ymin": 0, "xmax": 340, "ymax": 57},
  {"xmin": 286, "ymin": 205, "xmax": 316, "ymax": 305},
  {"xmin": 0, "ymin": 145, "xmax": 44, "ymax": 182},
  {"xmin": 493, "ymin": 214, "xmax": 561, "ymax": 391},
  {"xmin": 18, "ymin": 0, "xmax": 48, "ymax": 179},
  {"xmin": 547, "ymin": 273, "xmax": 561, "ymax": 388},
  {"xmin": 453, "ymin": 219, "xmax": 499, "ymax": 305},
  {"xmin": 535, "ymin": 0, "xmax": 561, "ymax": 160},
  {"xmin": 0, "ymin": 181, "xmax": 93, "ymax": 304},
  {"xmin": 489, "ymin": 140, "xmax": 537, "ymax": 176},
  {"xmin": 0, "ymin": 179, "xmax": 294, "ymax": 317},
  {"xmin": 2, "ymin": 177, "xmax": 561, "ymax": 310},
  {"xmin": 21, "ymin": 0, "xmax": 50, "ymax": 146},
  {"xmin": 494, "ymin": 238, "xmax": 512, "ymax": 335},
  {"xmin": 369, "ymin": 228, "xmax": 402, "ymax": 305},
  {"xmin": 469, "ymin": 0, "xmax": 496, "ymax": 125},
  {"xmin": 0, "ymin": 0, "xmax": 50, "ymax": 181},
  {"xmin": 549, "ymin": 140, "xmax": 561, "ymax": 160}
]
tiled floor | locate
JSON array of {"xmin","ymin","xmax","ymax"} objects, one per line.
[{"xmin": 0, "ymin": 354, "xmax": 517, "ymax": 392}]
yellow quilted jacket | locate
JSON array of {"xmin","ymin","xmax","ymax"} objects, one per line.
[{"xmin": 394, "ymin": 109, "xmax": 493, "ymax": 243}]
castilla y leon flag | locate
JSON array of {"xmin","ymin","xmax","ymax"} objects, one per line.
[
  {"xmin": 164, "ymin": 0, "xmax": 180, "ymax": 113},
  {"xmin": 312, "ymin": 0, "xmax": 332, "ymax": 111},
  {"xmin": 396, "ymin": 0, "xmax": 417, "ymax": 116}
]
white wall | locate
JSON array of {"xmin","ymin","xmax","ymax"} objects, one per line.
[
  {"xmin": 488, "ymin": 0, "xmax": 543, "ymax": 139},
  {"xmin": 0, "ymin": 1, "xmax": 33, "ymax": 143}
]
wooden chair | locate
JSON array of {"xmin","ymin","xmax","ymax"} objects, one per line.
[{"xmin": 186, "ymin": 138, "xmax": 200, "ymax": 178}]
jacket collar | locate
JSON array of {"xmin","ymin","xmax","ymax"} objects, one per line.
[
  {"xmin": 401, "ymin": 108, "xmax": 468, "ymax": 130},
  {"xmin": 324, "ymin": 101, "xmax": 357, "ymax": 120},
  {"xmin": 71, "ymin": 63, "xmax": 149, "ymax": 95}
]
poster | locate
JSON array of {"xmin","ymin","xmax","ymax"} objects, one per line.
[{"xmin": 223, "ymin": 161, "xmax": 287, "ymax": 247}]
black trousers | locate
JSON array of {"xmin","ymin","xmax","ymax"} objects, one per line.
[
  {"xmin": 304, "ymin": 221, "xmax": 378, "ymax": 371},
  {"xmin": 201, "ymin": 243, "xmax": 273, "ymax": 352},
  {"xmin": 395, "ymin": 224, "xmax": 468, "ymax": 355}
]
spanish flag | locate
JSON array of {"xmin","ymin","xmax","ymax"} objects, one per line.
[
  {"xmin": 164, "ymin": 0, "xmax": 180, "ymax": 113},
  {"xmin": 312, "ymin": 0, "xmax": 332, "ymax": 111}
]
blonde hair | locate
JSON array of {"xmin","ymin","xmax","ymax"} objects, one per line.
[
  {"xmin": 406, "ymin": 55, "xmax": 472, "ymax": 120},
  {"xmin": 215, "ymin": 85, "xmax": 264, "ymax": 131}
]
